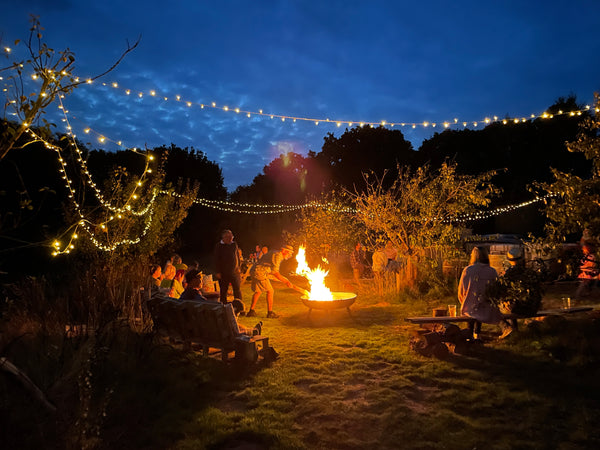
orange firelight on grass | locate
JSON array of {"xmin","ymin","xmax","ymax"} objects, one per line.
[{"xmin": 295, "ymin": 245, "xmax": 333, "ymax": 300}]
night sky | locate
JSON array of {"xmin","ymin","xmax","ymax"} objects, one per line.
[{"xmin": 2, "ymin": 1, "xmax": 600, "ymax": 190}]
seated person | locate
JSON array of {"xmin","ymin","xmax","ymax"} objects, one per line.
[
  {"xmin": 180, "ymin": 270, "xmax": 261, "ymax": 336},
  {"xmin": 150, "ymin": 264, "xmax": 162, "ymax": 292},
  {"xmin": 160, "ymin": 264, "xmax": 176, "ymax": 289},
  {"xmin": 458, "ymin": 246, "xmax": 503, "ymax": 341},
  {"xmin": 575, "ymin": 244, "xmax": 599, "ymax": 299},
  {"xmin": 168, "ymin": 269, "xmax": 186, "ymax": 299},
  {"xmin": 180, "ymin": 270, "xmax": 210, "ymax": 301}
]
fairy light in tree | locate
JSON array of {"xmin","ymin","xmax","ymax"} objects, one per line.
[
  {"xmin": 25, "ymin": 127, "xmax": 159, "ymax": 255},
  {"xmin": 52, "ymin": 96, "xmax": 158, "ymax": 216}
]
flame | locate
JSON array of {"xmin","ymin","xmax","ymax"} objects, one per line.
[{"xmin": 295, "ymin": 245, "xmax": 333, "ymax": 300}]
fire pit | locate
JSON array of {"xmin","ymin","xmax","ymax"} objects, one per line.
[{"xmin": 300, "ymin": 292, "xmax": 357, "ymax": 316}]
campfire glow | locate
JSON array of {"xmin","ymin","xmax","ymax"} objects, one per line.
[{"xmin": 295, "ymin": 246, "xmax": 334, "ymax": 301}]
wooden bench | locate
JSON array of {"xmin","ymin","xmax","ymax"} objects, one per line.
[
  {"xmin": 405, "ymin": 306, "xmax": 595, "ymax": 357},
  {"xmin": 405, "ymin": 306, "xmax": 595, "ymax": 325},
  {"xmin": 146, "ymin": 296, "xmax": 272, "ymax": 363}
]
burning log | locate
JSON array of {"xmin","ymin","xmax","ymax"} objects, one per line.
[{"xmin": 295, "ymin": 245, "xmax": 357, "ymax": 315}]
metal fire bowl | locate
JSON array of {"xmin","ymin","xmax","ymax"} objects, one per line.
[{"xmin": 301, "ymin": 292, "xmax": 357, "ymax": 310}]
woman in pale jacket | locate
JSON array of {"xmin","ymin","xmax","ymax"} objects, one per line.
[{"xmin": 458, "ymin": 246, "xmax": 502, "ymax": 340}]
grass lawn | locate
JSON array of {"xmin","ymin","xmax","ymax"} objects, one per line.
[{"xmin": 2, "ymin": 280, "xmax": 600, "ymax": 449}]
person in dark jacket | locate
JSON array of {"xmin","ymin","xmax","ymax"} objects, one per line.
[{"xmin": 214, "ymin": 229, "xmax": 243, "ymax": 304}]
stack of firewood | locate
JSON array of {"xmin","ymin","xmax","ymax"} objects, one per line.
[{"xmin": 409, "ymin": 324, "xmax": 474, "ymax": 358}]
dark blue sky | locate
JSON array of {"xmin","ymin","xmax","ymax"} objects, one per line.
[{"xmin": 2, "ymin": 1, "xmax": 600, "ymax": 190}]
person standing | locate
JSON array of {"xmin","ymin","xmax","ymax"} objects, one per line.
[
  {"xmin": 214, "ymin": 229, "xmax": 243, "ymax": 305},
  {"xmin": 350, "ymin": 242, "xmax": 368, "ymax": 282},
  {"xmin": 247, "ymin": 244, "xmax": 306, "ymax": 318}
]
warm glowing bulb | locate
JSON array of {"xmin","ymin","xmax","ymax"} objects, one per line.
[
  {"xmin": 150, "ymin": 90, "xmax": 156, "ymax": 96},
  {"xmin": 112, "ymin": 82, "xmax": 118, "ymax": 88}
]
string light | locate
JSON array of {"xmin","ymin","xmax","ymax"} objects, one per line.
[
  {"xmin": 88, "ymin": 77, "xmax": 596, "ymax": 131},
  {"xmin": 165, "ymin": 190, "xmax": 549, "ymax": 220}
]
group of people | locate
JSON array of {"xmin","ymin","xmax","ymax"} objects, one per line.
[
  {"xmin": 457, "ymin": 240, "xmax": 598, "ymax": 341},
  {"xmin": 150, "ymin": 229, "xmax": 307, "ymax": 320},
  {"xmin": 457, "ymin": 246, "xmax": 523, "ymax": 341},
  {"xmin": 215, "ymin": 229, "xmax": 307, "ymax": 318},
  {"xmin": 350, "ymin": 241, "xmax": 402, "ymax": 282},
  {"xmin": 150, "ymin": 254, "xmax": 196, "ymax": 299}
]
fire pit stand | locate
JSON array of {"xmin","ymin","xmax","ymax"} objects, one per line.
[{"xmin": 300, "ymin": 292, "xmax": 357, "ymax": 316}]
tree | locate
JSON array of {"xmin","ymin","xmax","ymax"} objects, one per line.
[
  {"xmin": 354, "ymin": 162, "xmax": 498, "ymax": 254},
  {"xmin": 315, "ymin": 126, "xmax": 415, "ymax": 192},
  {"xmin": 353, "ymin": 162, "xmax": 498, "ymax": 289},
  {"xmin": 534, "ymin": 93, "xmax": 600, "ymax": 242},
  {"xmin": 418, "ymin": 96, "xmax": 589, "ymax": 204},
  {"xmin": 232, "ymin": 151, "xmax": 317, "ymax": 204},
  {"xmin": 1, "ymin": 16, "xmax": 138, "ymax": 160}
]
